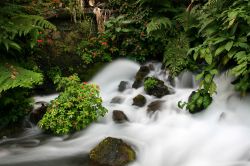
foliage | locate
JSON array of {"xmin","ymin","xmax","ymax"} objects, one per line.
[
  {"xmin": 0, "ymin": 63, "xmax": 43, "ymax": 93},
  {"xmin": 188, "ymin": 0, "xmax": 250, "ymax": 95},
  {"xmin": 38, "ymin": 75, "xmax": 108, "ymax": 135},
  {"xmin": 163, "ymin": 34, "xmax": 190, "ymax": 76},
  {"xmin": 0, "ymin": 3, "xmax": 56, "ymax": 52},
  {"xmin": 178, "ymin": 89, "xmax": 212, "ymax": 114},
  {"xmin": 76, "ymin": 36, "xmax": 112, "ymax": 64},
  {"xmin": 144, "ymin": 77, "xmax": 158, "ymax": 92},
  {"xmin": 0, "ymin": 89, "xmax": 33, "ymax": 127}
]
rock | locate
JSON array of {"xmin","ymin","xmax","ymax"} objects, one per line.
[
  {"xmin": 132, "ymin": 66, "xmax": 150, "ymax": 89},
  {"xmin": 89, "ymin": 137, "xmax": 136, "ymax": 166},
  {"xmin": 147, "ymin": 100, "xmax": 164, "ymax": 113},
  {"xmin": 132, "ymin": 94, "xmax": 146, "ymax": 107},
  {"xmin": 110, "ymin": 96, "xmax": 124, "ymax": 104},
  {"xmin": 144, "ymin": 77, "xmax": 170, "ymax": 98},
  {"xmin": 112, "ymin": 110, "xmax": 129, "ymax": 123},
  {"xmin": 30, "ymin": 102, "xmax": 48, "ymax": 124},
  {"xmin": 118, "ymin": 81, "xmax": 129, "ymax": 92},
  {"xmin": 148, "ymin": 64, "xmax": 154, "ymax": 70}
]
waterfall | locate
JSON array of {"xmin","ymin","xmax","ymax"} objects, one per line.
[{"xmin": 1, "ymin": 59, "xmax": 250, "ymax": 166}]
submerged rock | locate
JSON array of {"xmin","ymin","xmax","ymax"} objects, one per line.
[
  {"xmin": 112, "ymin": 110, "xmax": 129, "ymax": 123},
  {"xmin": 89, "ymin": 137, "xmax": 136, "ymax": 166},
  {"xmin": 132, "ymin": 94, "xmax": 146, "ymax": 107},
  {"xmin": 144, "ymin": 77, "xmax": 170, "ymax": 98},
  {"xmin": 110, "ymin": 96, "xmax": 124, "ymax": 104},
  {"xmin": 132, "ymin": 66, "xmax": 150, "ymax": 89},
  {"xmin": 118, "ymin": 81, "xmax": 129, "ymax": 92},
  {"xmin": 147, "ymin": 100, "xmax": 164, "ymax": 113},
  {"xmin": 30, "ymin": 102, "xmax": 48, "ymax": 124}
]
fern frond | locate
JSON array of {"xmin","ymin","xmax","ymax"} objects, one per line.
[
  {"xmin": 146, "ymin": 17, "xmax": 172, "ymax": 35},
  {"xmin": 0, "ymin": 63, "xmax": 43, "ymax": 93}
]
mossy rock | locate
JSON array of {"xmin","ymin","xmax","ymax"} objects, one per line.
[
  {"xmin": 132, "ymin": 66, "xmax": 150, "ymax": 89},
  {"xmin": 144, "ymin": 77, "xmax": 170, "ymax": 98},
  {"xmin": 89, "ymin": 137, "xmax": 136, "ymax": 166},
  {"xmin": 132, "ymin": 94, "xmax": 146, "ymax": 107}
]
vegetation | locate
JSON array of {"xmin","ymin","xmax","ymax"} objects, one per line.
[
  {"xmin": 38, "ymin": 75, "xmax": 108, "ymax": 135},
  {"xmin": 1, "ymin": 0, "xmax": 250, "ymax": 133},
  {"xmin": 144, "ymin": 77, "xmax": 158, "ymax": 92}
]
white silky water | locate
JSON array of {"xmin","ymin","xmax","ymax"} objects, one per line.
[{"xmin": 1, "ymin": 59, "xmax": 250, "ymax": 166}]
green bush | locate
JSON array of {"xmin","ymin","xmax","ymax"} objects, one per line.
[
  {"xmin": 38, "ymin": 75, "xmax": 108, "ymax": 135},
  {"xmin": 144, "ymin": 77, "xmax": 158, "ymax": 92},
  {"xmin": 178, "ymin": 89, "xmax": 212, "ymax": 114},
  {"xmin": 0, "ymin": 88, "xmax": 33, "ymax": 127}
]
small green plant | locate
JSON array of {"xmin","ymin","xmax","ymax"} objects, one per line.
[
  {"xmin": 178, "ymin": 89, "xmax": 212, "ymax": 114},
  {"xmin": 38, "ymin": 75, "xmax": 108, "ymax": 135},
  {"xmin": 144, "ymin": 77, "xmax": 158, "ymax": 92}
]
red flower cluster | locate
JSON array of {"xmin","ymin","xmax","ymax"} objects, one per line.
[
  {"xmin": 37, "ymin": 39, "xmax": 43, "ymax": 43},
  {"xmin": 101, "ymin": 42, "xmax": 108, "ymax": 46}
]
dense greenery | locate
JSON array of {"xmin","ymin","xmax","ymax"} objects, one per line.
[
  {"xmin": 1, "ymin": 0, "xmax": 250, "ymax": 132},
  {"xmin": 39, "ymin": 75, "xmax": 108, "ymax": 135},
  {"xmin": 144, "ymin": 77, "xmax": 158, "ymax": 92}
]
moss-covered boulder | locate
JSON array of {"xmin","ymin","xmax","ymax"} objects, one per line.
[
  {"xmin": 89, "ymin": 137, "xmax": 136, "ymax": 166},
  {"xmin": 132, "ymin": 94, "xmax": 146, "ymax": 107},
  {"xmin": 144, "ymin": 77, "xmax": 170, "ymax": 98},
  {"xmin": 112, "ymin": 110, "xmax": 129, "ymax": 123},
  {"xmin": 132, "ymin": 66, "xmax": 150, "ymax": 89}
]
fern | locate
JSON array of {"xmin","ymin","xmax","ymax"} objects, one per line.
[
  {"xmin": 163, "ymin": 34, "xmax": 190, "ymax": 76},
  {"xmin": 0, "ymin": 3, "xmax": 56, "ymax": 51},
  {"xmin": 146, "ymin": 17, "xmax": 172, "ymax": 37},
  {"xmin": 0, "ymin": 63, "xmax": 43, "ymax": 93}
]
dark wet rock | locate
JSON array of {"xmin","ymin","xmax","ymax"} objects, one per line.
[
  {"xmin": 148, "ymin": 64, "xmax": 154, "ymax": 70},
  {"xmin": 89, "ymin": 137, "xmax": 136, "ymax": 166},
  {"xmin": 147, "ymin": 100, "xmax": 164, "ymax": 113},
  {"xmin": 30, "ymin": 102, "xmax": 48, "ymax": 124},
  {"xmin": 110, "ymin": 96, "xmax": 124, "ymax": 104},
  {"xmin": 144, "ymin": 77, "xmax": 170, "ymax": 98},
  {"xmin": 118, "ymin": 81, "xmax": 129, "ymax": 92},
  {"xmin": 112, "ymin": 110, "xmax": 129, "ymax": 123},
  {"xmin": 187, "ymin": 90, "xmax": 212, "ymax": 114},
  {"xmin": 132, "ymin": 66, "xmax": 150, "ymax": 89},
  {"xmin": 132, "ymin": 94, "xmax": 146, "ymax": 107}
]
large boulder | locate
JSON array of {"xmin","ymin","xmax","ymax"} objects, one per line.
[
  {"xmin": 132, "ymin": 94, "xmax": 146, "ymax": 107},
  {"xmin": 144, "ymin": 77, "xmax": 170, "ymax": 98},
  {"xmin": 112, "ymin": 110, "xmax": 129, "ymax": 123},
  {"xmin": 89, "ymin": 137, "xmax": 136, "ymax": 166},
  {"xmin": 132, "ymin": 66, "xmax": 150, "ymax": 89},
  {"xmin": 118, "ymin": 81, "xmax": 129, "ymax": 92},
  {"xmin": 147, "ymin": 100, "xmax": 164, "ymax": 113}
]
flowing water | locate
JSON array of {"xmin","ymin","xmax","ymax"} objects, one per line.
[{"xmin": 1, "ymin": 59, "xmax": 250, "ymax": 166}]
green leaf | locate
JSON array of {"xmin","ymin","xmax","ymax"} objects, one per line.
[
  {"xmin": 225, "ymin": 41, "xmax": 234, "ymax": 51},
  {"xmin": 205, "ymin": 53, "xmax": 213, "ymax": 64},
  {"xmin": 215, "ymin": 46, "xmax": 225, "ymax": 56},
  {"xmin": 195, "ymin": 72, "xmax": 204, "ymax": 81}
]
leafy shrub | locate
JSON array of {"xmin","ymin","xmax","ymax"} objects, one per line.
[
  {"xmin": 178, "ymin": 89, "xmax": 212, "ymax": 114},
  {"xmin": 38, "ymin": 75, "xmax": 108, "ymax": 135},
  {"xmin": 144, "ymin": 77, "xmax": 158, "ymax": 92},
  {"xmin": 188, "ymin": 0, "xmax": 250, "ymax": 94},
  {"xmin": 0, "ymin": 88, "xmax": 33, "ymax": 127}
]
